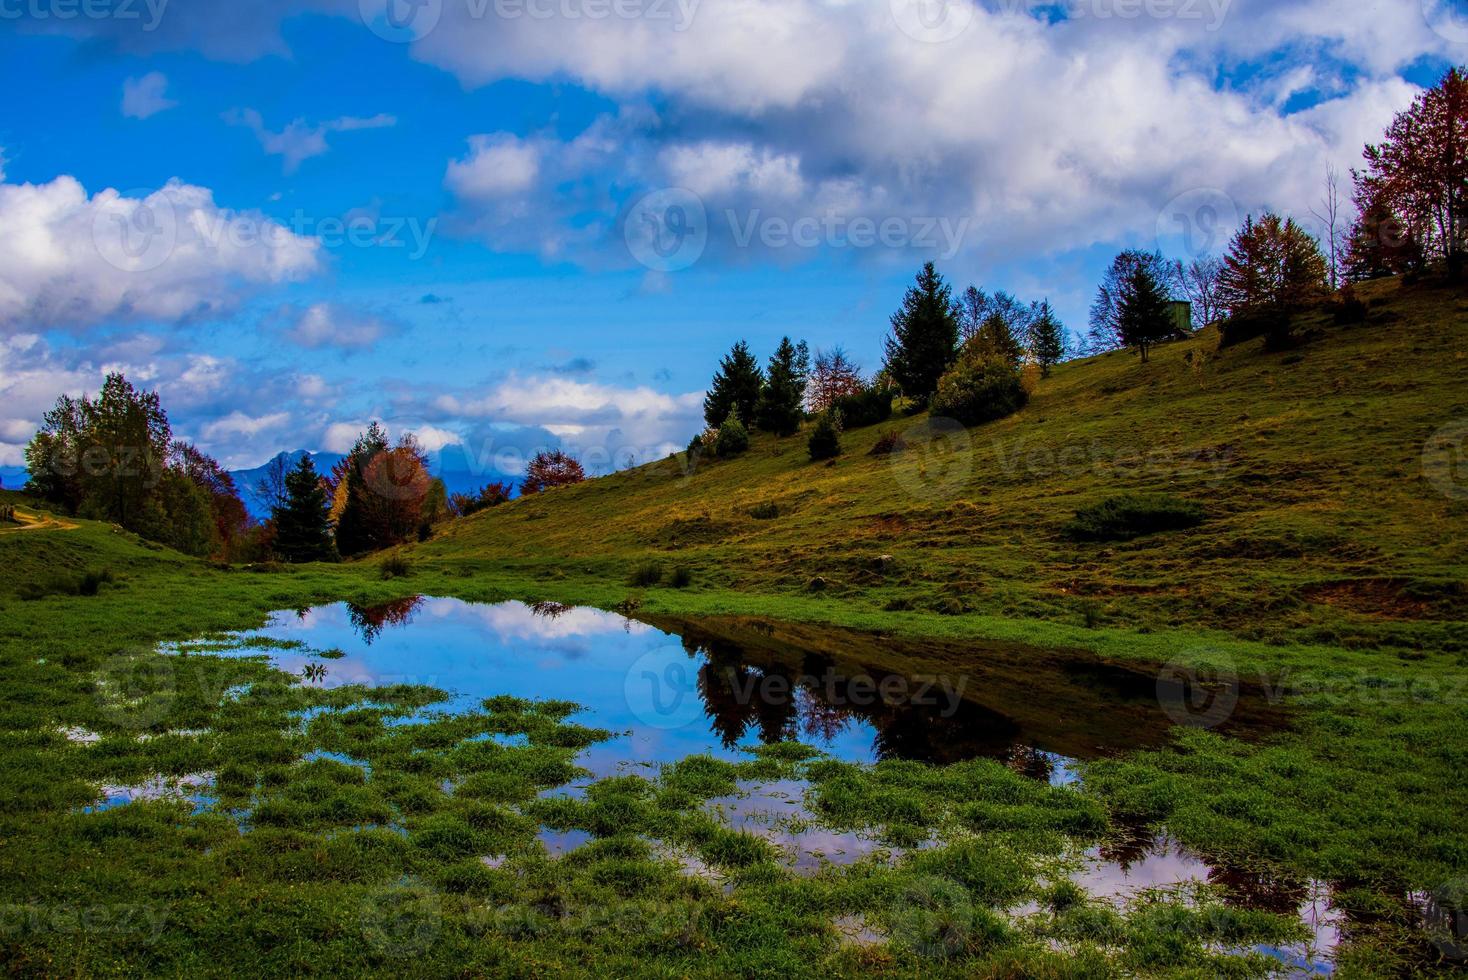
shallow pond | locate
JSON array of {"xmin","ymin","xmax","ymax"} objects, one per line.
[
  {"xmin": 136, "ymin": 596, "xmax": 1348, "ymax": 972},
  {"xmin": 192, "ymin": 596, "xmax": 1284, "ymax": 775}
]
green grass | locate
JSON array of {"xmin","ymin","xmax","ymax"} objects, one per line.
[{"xmin": 1, "ymin": 276, "xmax": 1466, "ymax": 975}]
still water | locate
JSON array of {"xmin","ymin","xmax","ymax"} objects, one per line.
[{"xmin": 136, "ymin": 596, "xmax": 1344, "ymax": 972}]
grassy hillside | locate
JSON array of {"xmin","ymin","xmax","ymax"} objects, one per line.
[{"xmin": 419, "ymin": 275, "xmax": 1468, "ymax": 650}]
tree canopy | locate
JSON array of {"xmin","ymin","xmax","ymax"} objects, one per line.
[{"xmin": 883, "ymin": 262, "xmax": 960, "ymax": 401}]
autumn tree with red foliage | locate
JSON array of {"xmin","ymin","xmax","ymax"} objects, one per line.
[
  {"xmin": 521, "ymin": 450, "xmax": 585, "ymax": 494},
  {"xmin": 1352, "ymin": 67, "xmax": 1468, "ymax": 277}
]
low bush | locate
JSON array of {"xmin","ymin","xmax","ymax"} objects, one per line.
[
  {"xmin": 629, "ymin": 562, "xmax": 663, "ymax": 587},
  {"xmin": 668, "ymin": 566, "xmax": 692, "ymax": 589},
  {"xmin": 869, "ymin": 431, "xmax": 902, "ymax": 456},
  {"xmin": 808, "ymin": 413, "xmax": 842, "ymax": 461},
  {"xmin": 714, "ymin": 415, "xmax": 749, "ymax": 458},
  {"xmin": 1064, "ymin": 493, "xmax": 1205, "ymax": 541},
  {"xmin": 748, "ymin": 502, "xmax": 779, "ymax": 520},
  {"xmin": 1331, "ymin": 285, "xmax": 1368, "ymax": 325},
  {"xmin": 930, "ymin": 355, "xmax": 1027, "ymax": 427},
  {"xmin": 379, "ymin": 555, "xmax": 412, "ymax": 580},
  {"xmin": 1219, "ymin": 308, "xmax": 1292, "ymax": 349},
  {"xmin": 18, "ymin": 568, "xmax": 113, "ymax": 600},
  {"xmin": 830, "ymin": 386, "xmax": 894, "ymax": 430}
]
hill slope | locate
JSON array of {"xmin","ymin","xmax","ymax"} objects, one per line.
[{"xmin": 417, "ymin": 275, "xmax": 1468, "ymax": 649}]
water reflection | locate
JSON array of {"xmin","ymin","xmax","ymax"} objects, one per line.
[{"xmin": 258, "ymin": 598, "xmax": 1287, "ymax": 771}]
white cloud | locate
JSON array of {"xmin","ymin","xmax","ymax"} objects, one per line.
[
  {"xmin": 280, "ymin": 302, "xmax": 392, "ymax": 350},
  {"xmin": 430, "ymin": 374, "xmax": 703, "ymax": 471},
  {"xmin": 200, "ymin": 410, "xmax": 291, "ymax": 441},
  {"xmin": 445, "ymin": 135, "xmax": 542, "ymax": 200},
  {"xmin": 0, "ymin": 175, "xmax": 320, "ymax": 331},
  {"xmin": 430, "ymin": 1, "xmax": 1429, "ymax": 267},
  {"xmin": 225, "ymin": 108, "xmax": 397, "ymax": 173},
  {"xmin": 122, "ymin": 72, "xmax": 178, "ymax": 119}
]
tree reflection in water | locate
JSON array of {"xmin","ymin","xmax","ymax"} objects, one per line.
[{"xmin": 347, "ymin": 596, "xmax": 425, "ymax": 644}]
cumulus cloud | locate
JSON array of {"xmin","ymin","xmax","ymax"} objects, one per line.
[
  {"xmin": 276, "ymin": 302, "xmax": 393, "ymax": 351},
  {"xmin": 0, "ymin": 175, "xmax": 320, "ymax": 332},
  {"xmin": 427, "ymin": 374, "xmax": 703, "ymax": 472},
  {"xmin": 429, "ymin": 0, "xmax": 1435, "ymax": 268},
  {"xmin": 225, "ymin": 108, "xmax": 397, "ymax": 173},
  {"xmin": 122, "ymin": 72, "xmax": 178, "ymax": 119}
]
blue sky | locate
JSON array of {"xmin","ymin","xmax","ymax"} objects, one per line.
[{"xmin": 0, "ymin": 0, "xmax": 1457, "ymax": 479}]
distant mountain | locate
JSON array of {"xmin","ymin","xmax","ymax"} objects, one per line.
[
  {"xmin": 230, "ymin": 450, "xmax": 517, "ymax": 520},
  {"xmin": 229, "ymin": 451, "xmax": 345, "ymax": 520},
  {"xmin": 0, "ymin": 467, "xmax": 28, "ymax": 492}
]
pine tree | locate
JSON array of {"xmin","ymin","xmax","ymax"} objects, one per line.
[
  {"xmin": 968, "ymin": 313, "xmax": 1025, "ymax": 368},
  {"xmin": 1087, "ymin": 250, "xmax": 1181, "ymax": 353},
  {"xmin": 703, "ymin": 341, "xmax": 764, "ymax": 428},
  {"xmin": 882, "ymin": 262, "xmax": 960, "ymax": 402},
  {"xmin": 755, "ymin": 337, "xmax": 810, "ymax": 436},
  {"xmin": 333, "ymin": 422, "xmax": 389, "ymax": 557},
  {"xmin": 1217, "ymin": 212, "xmax": 1328, "ymax": 316},
  {"xmin": 272, "ymin": 455, "xmax": 338, "ymax": 563},
  {"xmin": 1027, "ymin": 301, "xmax": 1066, "ymax": 377},
  {"xmin": 807, "ymin": 411, "xmax": 842, "ymax": 461},
  {"xmin": 1117, "ymin": 265, "xmax": 1173, "ymax": 363}
]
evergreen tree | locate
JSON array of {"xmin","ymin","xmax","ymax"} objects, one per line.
[
  {"xmin": 334, "ymin": 422, "xmax": 390, "ymax": 557},
  {"xmin": 882, "ymin": 262, "xmax": 960, "ymax": 402},
  {"xmin": 1116, "ymin": 265, "xmax": 1173, "ymax": 363},
  {"xmin": 1086, "ymin": 250, "xmax": 1182, "ymax": 353},
  {"xmin": 1217, "ymin": 212, "xmax": 1328, "ymax": 317},
  {"xmin": 807, "ymin": 411, "xmax": 842, "ymax": 461},
  {"xmin": 968, "ymin": 312, "xmax": 1025, "ymax": 368},
  {"xmin": 703, "ymin": 341, "xmax": 764, "ymax": 428},
  {"xmin": 714, "ymin": 413, "xmax": 750, "ymax": 458},
  {"xmin": 273, "ymin": 455, "xmax": 338, "ymax": 563},
  {"xmin": 1027, "ymin": 301, "xmax": 1066, "ymax": 377},
  {"xmin": 755, "ymin": 337, "xmax": 810, "ymax": 436}
]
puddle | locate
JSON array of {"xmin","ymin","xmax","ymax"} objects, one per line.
[
  {"xmin": 86, "ymin": 773, "xmax": 216, "ymax": 813},
  {"xmin": 135, "ymin": 596, "xmax": 1330, "ymax": 970},
  {"xmin": 190, "ymin": 597, "xmax": 1285, "ymax": 774},
  {"xmin": 1079, "ymin": 830, "xmax": 1342, "ymax": 974}
]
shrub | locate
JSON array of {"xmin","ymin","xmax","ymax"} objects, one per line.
[
  {"xmin": 869, "ymin": 431, "xmax": 902, "ymax": 456},
  {"xmin": 930, "ymin": 355, "xmax": 1027, "ymax": 427},
  {"xmin": 629, "ymin": 562, "xmax": 663, "ymax": 587},
  {"xmin": 668, "ymin": 566, "xmax": 692, "ymax": 588},
  {"xmin": 1064, "ymin": 493, "xmax": 1205, "ymax": 541},
  {"xmin": 1330, "ymin": 285, "xmax": 1367, "ymax": 325},
  {"xmin": 1219, "ymin": 308, "xmax": 1292, "ymax": 349},
  {"xmin": 379, "ymin": 555, "xmax": 412, "ymax": 579},
  {"xmin": 714, "ymin": 414, "xmax": 749, "ymax": 458},
  {"xmin": 17, "ymin": 568, "xmax": 113, "ymax": 600},
  {"xmin": 829, "ymin": 385, "xmax": 894, "ymax": 430},
  {"xmin": 749, "ymin": 502, "xmax": 779, "ymax": 520},
  {"xmin": 78, "ymin": 568, "xmax": 114, "ymax": 596},
  {"xmin": 807, "ymin": 413, "xmax": 842, "ymax": 461}
]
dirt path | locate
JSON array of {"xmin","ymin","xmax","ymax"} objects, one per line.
[{"xmin": 0, "ymin": 507, "xmax": 79, "ymax": 534}]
